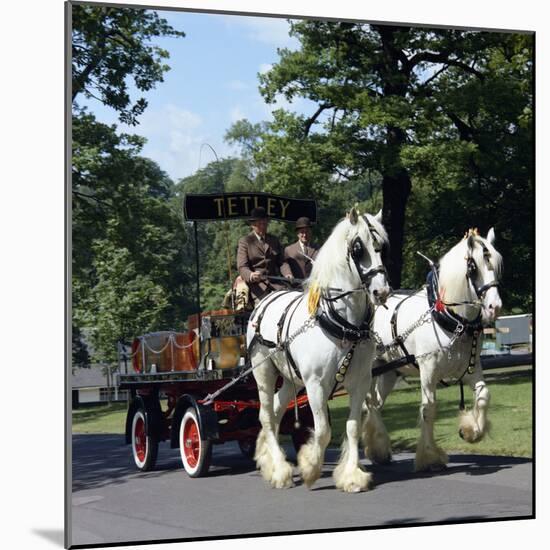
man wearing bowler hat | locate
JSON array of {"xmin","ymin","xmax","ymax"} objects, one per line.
[
  {"xmin": 283, "ymin": 217, "xmax": 319, "ymax": 280},
  {"xmin": 236, "ymin": 206, "xmax": 292, "ymax": 305}
]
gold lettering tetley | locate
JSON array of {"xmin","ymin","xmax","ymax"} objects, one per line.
[
  {"xmin": 184, "ymin": 192, "xmax": 316, "ymax": 223},
  {"xmin": 210, "ymin": 195, "xmax": 292, "ymax": 219}
]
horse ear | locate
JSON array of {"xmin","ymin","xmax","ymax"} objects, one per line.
[
  {"xmin": 487, "ymin": 227, "xmax": 496, "ymax": 245},
  {"xmin": 374, "ymin": 209, "xmax": 383, "ymax": 223},
  {"xmin": 348, "ymin": 207, "xmax": 359, "ymax": 225}
]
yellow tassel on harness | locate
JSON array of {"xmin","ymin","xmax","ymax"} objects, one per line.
[{"xmin": 307, "ymin": 281, "xmax": 321, "ymax": 316}]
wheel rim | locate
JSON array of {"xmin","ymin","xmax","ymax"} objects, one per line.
[
  {"xmin": 132, "ymin": 412, "xmax": 147, "ymax": 466},
  {"xmin": 182, "ymin": 415, "xmax": 201, "ymax": 468}
]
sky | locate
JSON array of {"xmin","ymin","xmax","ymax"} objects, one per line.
[{"xmin": 79, "ymin": 10, "xmax": 317, "ymax": 181}]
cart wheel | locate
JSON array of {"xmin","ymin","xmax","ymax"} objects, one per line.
[
  {"xmin": 179, "ymin": 408, "xmax": 212, "ymax": 477},
  {"xmin": 131, "ymin": 408, "xmax": 158, "ymax": 471},
  {"xmin": 238, "ymin": 438, "xmax": 256, "ymax": 459}
]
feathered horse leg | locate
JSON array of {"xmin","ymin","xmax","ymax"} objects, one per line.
[
  {"xmin": 334, "ymin": 356, "xmax": 373, "ymax": 492},
  {"xmin": 459, "ymin": 365, "xmax": 491, "ymax": 443},
  {"xmin": 415, "ymin": 362, "xmax": 448, "ymax": 472},
  {"xmin": 363, "ymin": 371, "xmax": 397, "ymax": 464},
  {"xmin": 253, "ymin": 349, "xmax": 294, "ymax": 488},
  {"xmin": 297, "ymin": 383, "xmax": 331, "ymax": 488}
]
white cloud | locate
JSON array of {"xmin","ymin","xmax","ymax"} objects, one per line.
[
  {"xmin": 222, "ymin": 14, "xmax": 299, "ymax": 48},
  {"xmin": 258, "ymin": 63, "xmax": 273, "ymax": 75},
  {"xmin": 230, "ymin": 105, "xmax": 246, "ymax": 122},
  {"xmin": 122, "ymin": 104, "xmax": 207, "ymax": 180},
  {"xmin": 165, "ymin": 105, "xmax": 202, "ymax": 131}
]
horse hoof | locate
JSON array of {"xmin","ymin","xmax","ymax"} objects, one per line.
[
  {"xmin": 458, "ymin": 429, "xmax": 465, "ymax": 440},
  {"xmin": 272, "ymin": 479, "xmax": 294, "ymax": 489}
]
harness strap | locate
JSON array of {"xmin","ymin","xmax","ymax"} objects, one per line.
[
  {"xmin": 330, "ymin": 342, "xmax": 358, "ymax": 398},
  {"xmin": 390, "ymin": 293, "xmax": 421, "ymax": 370},
  {"xmin": 426, "ymin": 269, "xmax": 482, "ymax": 335},
  {"xmin": 250, "ymin": 290, "xmax": 291, "ymax": 349},
  {"xmin": 277, "ymin": 293, "xmax": 305, "ymax": 380}
]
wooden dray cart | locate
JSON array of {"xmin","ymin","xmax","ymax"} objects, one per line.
[{"xmin": 118, "ymin": 192, "xmax": 318, "ymax": 477}]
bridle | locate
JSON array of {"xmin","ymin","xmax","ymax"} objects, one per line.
[
  {"xmin": 465, "ymin": 242, "xmax": 500, "ymax": 300},
  {"xmin": 315, "ymin": 225, "xmax": 387, "ymax": 343},
  {"xmin": 346, "ymin": 225, "xmax": 388, "ymax": 289}
]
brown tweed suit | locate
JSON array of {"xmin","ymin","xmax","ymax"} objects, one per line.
[
  {"xmin": 283, "ymin": 241, "xmax": 319, "ymax": 279},
  {"xmin": 237, "ymin": 232, "xmax": 292, "ymax": 303}
]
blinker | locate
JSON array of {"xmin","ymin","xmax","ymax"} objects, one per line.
[{"xmin": 351, "ymin": 237, "xmax": 364, "ymax": 260}]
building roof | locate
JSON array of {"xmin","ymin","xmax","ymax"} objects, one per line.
[{"xmin": 72, "ymin": 365, "xmax": 110, "ymax": 389}]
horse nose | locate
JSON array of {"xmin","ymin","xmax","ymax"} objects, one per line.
[{"xmin": 374, "ymin": 288, "xmax": 390, "ymax": 305}]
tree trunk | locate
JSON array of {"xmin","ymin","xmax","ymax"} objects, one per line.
[
  {"xmin": 382, "ymin": 168, "xmax": 411, "ymax": 289},
  {"xmin": 375, "ymin": 26, "xmax": 413, "ymax": 290}
]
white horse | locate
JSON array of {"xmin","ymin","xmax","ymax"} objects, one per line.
[
  {"xmin": 247, "ymin": 207, "xmax": 390, "ymax": 492},
  {"xmin": 364, "ymin": 228, "xmax": 503, "ymax": 472}
]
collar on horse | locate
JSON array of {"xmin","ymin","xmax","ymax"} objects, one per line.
[{"xmin": 316, "ymin": 289, "xmax": 374, "ymax": 343}]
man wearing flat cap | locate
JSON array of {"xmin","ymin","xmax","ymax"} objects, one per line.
[
  {"xmin": 283, "ymin": 217, "xmax": 319, "ymax": 280},
  {"xmin": 236, "ymin": 207, "xmax": 292, "ymax": 305}
]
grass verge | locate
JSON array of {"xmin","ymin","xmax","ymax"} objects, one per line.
[
  {"xmin": 72, "ymin": 370, "xmax": 532, "ymax": 458},
  {"xmin": 328, "ymin": 370, "xmax": 532, "ymax": 457}
]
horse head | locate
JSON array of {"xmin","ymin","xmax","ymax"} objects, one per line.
[
  {"xmin": 465, "ymin": 228, "xmax": 503, "ymax": 324},
  {"xmin": 347, "ymin": 207, "xmax": 390, "ymax": 306},
  {"xmin": 439, "ymin": 227, "xmax": 503, "ymax": 324}
]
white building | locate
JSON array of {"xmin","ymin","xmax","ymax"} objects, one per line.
[{"xmin": 72, "ymin": 365, "xmax": 127, "ymax": 408}]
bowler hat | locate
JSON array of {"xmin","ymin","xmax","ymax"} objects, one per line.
[
  {"xmin": 249, "ymin": 206, "xmax": 267, "ymax": 221},
  {"xmin": 295, "ymin": 216, "xmax": 313, "ymax": 230}
]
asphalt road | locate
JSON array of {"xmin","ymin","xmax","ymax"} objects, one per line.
[{"xmin": 70, "ymin": 434, "xmax": 533, "ymax": 547}]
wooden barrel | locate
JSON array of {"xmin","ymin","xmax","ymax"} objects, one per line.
[
  {"xmin": 172, "ymin": 332, "xmax": 198, "ymax": 371},
  {"xmin": 131, "ymin": 332, "xmax": 198, "ymax": 373},
  {"xmin": 208, "ymin": 336, "xmax": 246, "ymax": 369}
]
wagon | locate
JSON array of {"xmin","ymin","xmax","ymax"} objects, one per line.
[{"xmin": 117, "ymin": 192, "xmax": 319, "ymax": 477}]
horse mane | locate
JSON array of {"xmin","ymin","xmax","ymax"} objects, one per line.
[
  {"xmin": 306, "ymin": 213, "xmax": 388, "ymax": 290},
  {"xmin": 438, "ymin": 233, "xmax": 503, "ymax": 302}
]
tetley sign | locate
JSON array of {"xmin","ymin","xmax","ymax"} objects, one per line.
[{"xmin": 184, "ymin": 192, "xmax": 317, "ymax": 223}]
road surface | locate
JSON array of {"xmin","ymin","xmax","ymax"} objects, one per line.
[{"xmin": 70, "ymin": 434, "xmax": 533, "ymax": 547}]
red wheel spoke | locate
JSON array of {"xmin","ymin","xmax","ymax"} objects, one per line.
[{"xmin": 183, "ymin": 416, "xmax": 201, "ymax": 468}]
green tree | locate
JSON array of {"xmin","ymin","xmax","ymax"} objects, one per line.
[
  {"xmin": 256, "ymin": 22, "xmax": 532, "ymax": 294},
  {"xmin": 399, "ymin": 33, "xmax": 533, "ymax": 311},
  {"xmin": 72, "ymin": 112, "xmax": 193, "ymax": 363},
  {"xmin": 72, "ymin": 4, "xmax": 184, "ymax": 124},
  {"xmin": 76, "ymin": 240, "xmax": 169, "ymax": 364},
  {"xmin": 72, "ymin": 324, "xmax": 91, "ymax": 370}
]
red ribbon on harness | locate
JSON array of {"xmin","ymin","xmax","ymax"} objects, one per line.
[{"xmin": 435, "ymin": 288, "xmax": 446, "ymax": 312}]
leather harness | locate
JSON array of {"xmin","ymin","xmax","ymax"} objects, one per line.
[
  {"xmin": 426, "ymin": 270, "xmax": 483, "ymax": 336},
  {"xmin": 248, "ymin": 287, "xmax": 375, "ymax": 382}
]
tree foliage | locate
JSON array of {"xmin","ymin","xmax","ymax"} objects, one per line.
[
  {"xmin": 72, "ymin": 4, "xmax": 184, "ymax": 124},
  {"xmin": 254, "ymin": 22, "xmax": 533, "ymax": 298},
  {"xmin": 71, "ymin": 11, "xmax": 533, "ymax": 373},
  {"xmin": 251, "ymin": 22, "xmax": 532, "ymax": 309},
  {"xmin": 72, "ymin": 111, "xmax": 193, "ymax": 364},
  {"xmin": 71, "ymin": 6, "xmax": 189, "ymax": 366}
]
